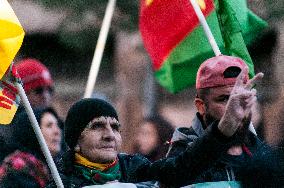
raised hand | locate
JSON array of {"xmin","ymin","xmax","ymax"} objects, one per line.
[{"xmin": 218, "ymin": 68, "xmax": 264, "ymax": 137}]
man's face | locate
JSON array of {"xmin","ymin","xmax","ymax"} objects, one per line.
[
  {"xmin": 76, "ymin": 116, "xmax": 122, "ymax": 163},
  {"xmin": 27, "ymin": 86, "xmax": 53, "ymax": 108},
  {"xmin": 201, "ymin": 85, "xmax": 234, "ymax": 126}
]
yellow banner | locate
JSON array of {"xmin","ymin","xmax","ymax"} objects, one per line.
[
  {"xmin": 0, "ymin": 88, "xmax": 18, "ymax": 124},
  {"xmin": 0, "ymin": 0, "xmax": 25, "ymax": 79},
  {"xmin": 0, "ymin": 73, "xmax": 20, "ymax": 125}
]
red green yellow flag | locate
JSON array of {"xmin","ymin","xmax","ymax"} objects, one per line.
[
  {"xmin": 0, "ymin": 64, "xmax": 21, "ymax": 124},
  {"xmin": 139, "ymin": 0, "xmax": 267, "ymax": 93},
  {"xmin": 0, "ymin": 0, "xmax": 25, "ymax": 79}
]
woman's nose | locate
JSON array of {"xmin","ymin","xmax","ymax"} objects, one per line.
[
  {"xmin": 53, "ymin": 124, "xmax": 61, "ymax": 135},
  {"xmin": 102, "ymin": 124, "xmax": 115, "ymax": 140}
]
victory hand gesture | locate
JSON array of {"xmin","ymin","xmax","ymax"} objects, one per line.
[{"xmin": 218, "ymin": 68, "xmax": 264, "ymax": 137}]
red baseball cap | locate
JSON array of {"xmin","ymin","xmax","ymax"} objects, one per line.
[
  {"xmin": 196, "ymin": 55, "xmax": 249, "ymax": 89},
  {"xmin": 15, "ymin": 58, "xmax": 53, "ymax": 93}
]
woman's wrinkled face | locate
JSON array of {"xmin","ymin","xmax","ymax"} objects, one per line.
[
  {"xmin": 40, "ymin": 112, "xmax": 62, "ymax": 157},
  {"xmin": 136, "ymin": 122, "xmax": 158, "ymax": 155},
  {"xmin": 76, "ymin": 116, "xmax": 122, "ymax": 163}
]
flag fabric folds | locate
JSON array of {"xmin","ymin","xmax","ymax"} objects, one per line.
[
  {"xmin": 215, "ymin": 0, "xmax": 255, "ymax": 77},
  {"xmin": 0, "ymin": 0, "xmax": 25, "ymax": 79},
  {"xmin": 139, "ymin": 0, "xmax": 267, "ymax": 93},
  {"xmin": 0, "ymin": 64, "xmax": 21, "ymax": 125}
]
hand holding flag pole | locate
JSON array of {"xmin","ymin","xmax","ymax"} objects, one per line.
[
  {"xmin": 189, "ymin": 0, "xmax": 221, "ymax": 56},
  {"xmin": 84, "ymin": 0, "xmax": 116, "ymax": 98}
]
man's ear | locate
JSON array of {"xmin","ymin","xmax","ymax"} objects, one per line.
[{"xmin": 195, "ymin": 98, "xmax": 205, "ymax": 116}]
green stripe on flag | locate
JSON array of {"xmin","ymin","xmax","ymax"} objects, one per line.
[{"xmin": 155, "ymin": 12, "xmax": 224, "ymax": 93}]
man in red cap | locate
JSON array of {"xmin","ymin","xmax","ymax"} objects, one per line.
[
  {"xmin": 15, "ymin": 58, "xmax": 54, "ymax": 109},
  {"xmin": 163, "ymin": 55, "xmax": 271, "ymax": 186}
]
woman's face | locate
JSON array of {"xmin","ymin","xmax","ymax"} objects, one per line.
[
  {"xmin": 40, "ymin": 112, "xmax": 62, "ymax": 156},
  {"xmin": 136, "ymin": 122, "xmax": 159, "ymax": 155},
  {"xmin": 76, "ymin": 116, "xmax": 122, "ymax": 163}
]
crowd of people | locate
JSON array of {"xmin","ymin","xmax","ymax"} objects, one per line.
[{"xmin": 0, "ymin": 55, "xmax": 283, "ymax": 188}]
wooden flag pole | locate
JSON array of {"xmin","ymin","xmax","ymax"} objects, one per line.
[
  {"xmin": 84, "ymin": 0, "xmax": 116, "ymax": 98},
  {"xmin": 189, "ymin": 0, "xmax": 222, "ymax": 56},
  {"xmin": 16, "ymin": 81, "xmax": 64, "ymax": 188}
]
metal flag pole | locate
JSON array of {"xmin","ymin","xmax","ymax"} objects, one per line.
[
  {"xmin": 15, "ymin": 79, "xmax": 64, "ymax": 188},
  {"xmin": 189, "ymin": 0, "xmax": 222, "ymax": 56},
  {"xmin": 84, "ymin": 0, "xmax": 116, "ymax": 98}
]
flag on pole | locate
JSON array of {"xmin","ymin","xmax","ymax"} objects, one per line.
[
  {"xmin": 0, "ymin": 0, "xmax": 24, "ymax": 124},
  {"xmin": 215, "ymin": 0, "xmax": 255, "ymax": 78},
  {"xmin": 139, "ymin": 0, "xmax": 267, "ymax": 93},
  {"xmin": 0, "ymin": 64, "xmax": 21, "ymax": 124},
  {"xmin": 0, "ymin": 0, "xmax": 25, "ymax": 79}
]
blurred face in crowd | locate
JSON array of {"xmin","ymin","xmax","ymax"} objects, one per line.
[
  {"xmin": 76, "ymin": 116, "xmax": 122, "ymax": 163},
  {"xmin": 195, "ymin": 85, "xmax": 234, "ymax": 127},
  {"xmin": 27, "ymin": 86, "xmax": 53, "ymax": 108},
  {"xmin": 40, "ymin": 112, "xmax": 62, "ymax": 157},
  {"xmin": 136, "ymin": 122, "xmax": 159, "ymax": 155}
]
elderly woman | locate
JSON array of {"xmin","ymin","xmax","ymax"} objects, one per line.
[{"xmin": 47, "ymin": 98, "xmax": 247, "ymax": 187}]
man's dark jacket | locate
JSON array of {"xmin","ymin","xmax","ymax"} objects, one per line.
[{"xmin": 164, "ymin": 114, "xmax": 270, "ymax": 187}]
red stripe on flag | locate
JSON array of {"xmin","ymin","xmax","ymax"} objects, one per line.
[
  {"xmin": 1, "ymin": 81, "xmax": 18, "ymax": 93},
  {"xmin": 140, "ymin": 0, "xmax": 214, "ymax": 70},
  {"xmin": 0, "ymin": 96, "xmax": 13, "ymax": 109},
  {"xmin": 1, "ymin": 81, "xmax": 17, "ymax": 101}
]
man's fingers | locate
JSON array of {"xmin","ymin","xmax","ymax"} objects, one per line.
[
  {"xmin": 244, "ymin": 97, "xmax": 256, "ymax": 118},
  {"xmin": 234, "ymin": 68, "xmax": 248, "ymax": 88},
  {"xmin": 244, "ymin": 72, "xmax": 264, "ymax": 90},
  {"xmin": 245, "ymin": 95, "xmax": 257, "ymax": 109},
  {"xmin": 231, "ymin": 88, "xmax": 256, "ymax": 100},
  {"xmin": 229, "ymin": 89, "xmax": 256, "ymax": 110}
]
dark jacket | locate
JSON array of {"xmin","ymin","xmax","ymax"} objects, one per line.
[
  {"xmin": 165, "ymin": 114, "xmax": 270, "ymax": 187},
  {"xmin": 47, "ymin": 152, "xmax": 159, "ymax": 188},
  {"xmin": 46, "ymin": 122, "xmax": 238, "ymax": 188}
]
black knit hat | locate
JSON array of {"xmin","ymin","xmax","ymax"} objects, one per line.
[{"xmin": 64, "ymin": 98, "xmax": 118, "ymax": 150}]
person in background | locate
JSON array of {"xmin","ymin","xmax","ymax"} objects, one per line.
[
  {"xmin": 134, "ymin": 115, "xmax": 174, "ymax": 162},
  {"xmin": 15, "ymin": 58, "xmax": 54, "ymax": 109},
  {"xmin": 12, "ymin": 107, "xmax": 63, "ymax": 162},
  {"xmin": 39, "ymin": 107, "xmax": 63, "ymax": 159},
  {"xmin": 0, "ymin": 108, "xmax": 63, "ymax": 187},
  {"xmin": 0, "ymin": 151, "xmax": 49, "ymax": 188},
  {"xmin": 0, "ymin": 58, "xmax": 56, "ymax": 151}
]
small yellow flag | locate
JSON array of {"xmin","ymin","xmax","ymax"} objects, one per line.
[{"xmin": 0, "ymin": 0, "xmax": 25, "ymax": 79}]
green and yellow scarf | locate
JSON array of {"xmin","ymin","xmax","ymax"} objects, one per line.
[{"xmin": 74, "ymin": 153, "xmax": 121, "ymax": 185}]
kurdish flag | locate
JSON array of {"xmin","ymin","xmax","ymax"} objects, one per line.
[
  {"xmin": 0, "ymin": 0, "xmax": 25, "ymax": 79},
  {"xmin": 139, "ymin": 0, "xmax": 267, "ymax": 93},
  {"xmin": 0, "ymin": 64, "xmax": 21, "ymax": 124}
]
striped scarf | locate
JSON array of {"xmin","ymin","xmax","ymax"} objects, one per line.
[{"xmin": 74, "ymin": 153, "xmax": 121, "ymax": 184}]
